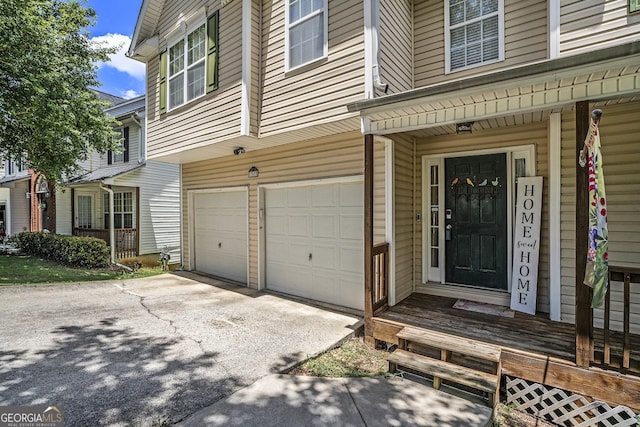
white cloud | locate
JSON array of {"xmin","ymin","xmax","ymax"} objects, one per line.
[
  {"xmin": 92, "ymin": 33, "xmax": 146, "ymax": 80},
  {"xmin": 122, "ymin": 90, "xmax": 141, "ymax": 99}
]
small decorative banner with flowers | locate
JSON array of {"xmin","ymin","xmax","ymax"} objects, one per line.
[{"xmin": 583, "ymin": 116, "xmax": 609, "ymax": 308}]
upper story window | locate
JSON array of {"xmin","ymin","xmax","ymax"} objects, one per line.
[
  {"xmin": 286, "ymin": 0, "xmax": 328, "ymax": 71},
  {"xmin": 159, "ymin": 12, "xmax": 219, "ymax": 115},
  {"xmin": 631, "ymin": 0, "xmax": 640, "ymax": 13},
  {"xmin": 6, "ymin": 160, "xmax": 14, "ymax": 176},
  {"xmin": 168, "ymin": 24, "xmax": 206, "ymax": 109},
  {"xmin": 445, "ymin": 0, "xmax": 504, "ymax": 73},
  {"xmin": 16, "ymin": 158, "xmax": 26, "ymax": 173},
  {"xmin": 108, "ymin": 127, "xmax": 129, "ymax": 164}
]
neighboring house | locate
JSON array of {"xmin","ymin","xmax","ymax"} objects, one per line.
[
  {"xmin": 0, "ymin": 93, "xmax": 182, "ymax": 264},
  {"xmin": 0, "ymin": 157, "xmax": 39, "ymax": 236},
  {"xmin": 129, "ymin": 0, "xmax": 640, "ymax": 415},
  {"xmin": 55, "ymin": 93, "xmax": 182, "ymax": 263}
]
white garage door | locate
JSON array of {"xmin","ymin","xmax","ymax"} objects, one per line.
[
  {"xmin": 193, "ymin": 190, "xmax": 248, "ymax": 283},
  {"xmin": 265, "ymin": 180, "xmax": 363, "ymax": 310}
]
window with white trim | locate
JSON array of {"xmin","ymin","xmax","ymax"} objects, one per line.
[
  {"xmin": 168, "ymin": 23, "xmax": 206, "ymax": 110},
  {"xmin": 445, "ymin": 0, "xmax": 503, "ymax": 72},
  {"xmin": 77, "ymin": 195, "xmax": 93, "ymax": 229},
  {"xmin": 6, "ymin": 160, "xmax": 14, "ymax": 176},
  {"xmin": 104, "ymin": 192, "xmax": 134, "ymax": 229},
  {"xmin": 286, "ymin": 0, "xmax": 327, "ymax": 71}
]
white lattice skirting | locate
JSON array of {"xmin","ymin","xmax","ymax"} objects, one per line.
[{"xmin": 506, "ymin": 376, "xmax": 639, "ymax": 426}]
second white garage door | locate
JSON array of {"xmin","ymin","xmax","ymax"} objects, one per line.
[
  {"xmin": 265, "ymin": 180, "xmax": 364, "ymax": 310},
  {"xmin": 193, "ymin": 190, "xmax": 248, "ymax": 283}
]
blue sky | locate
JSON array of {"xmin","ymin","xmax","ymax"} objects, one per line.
[{"xmin": 87, "ymin": 0, "xmax": 146, "ymax": 99}]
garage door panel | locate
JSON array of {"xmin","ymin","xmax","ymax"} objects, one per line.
[
  {"xmin": 311, "ymin": 244, "xmax": 337, "ymax": 270},
  {"xmin": 311, "ymin": 185, "xmax": 337, "ymax": 207},
  {"xmin": 312, "ymin": 215, "xmax": 337, "ymax": 239},
  {"xmin": 340, "ymin": 247, "xmax": 363, "ymax": 274},
  {"xmin": 194, "ymin": 191, "xmax": 247, "ymax": 283},
  {"xmin": 340, "ymin": 215, "xmax": 363, "ymax": 240},
  {"xmin": 340, "ymin": 182, "xmax": 363, "ymax": 207},
  {"xmin": 265, "ymin": 181, "xmax": 364, "ymax": 310},
  {"xmin": 288, "ymin": 214, "xmax": 309, "ymax": 236},
  {"xmin": 287, "ymin": 187, "xmax": 308, "ymax": 207}
]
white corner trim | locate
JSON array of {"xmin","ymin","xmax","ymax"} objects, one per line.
[
  {"xmin": 549, "ymin": 112, "xmax": 562, "ymax": 321},
  {"xmin": 549, "ymin": 0, "xmax": 560, "ymax": 59},
  {"xmin": 241, "ymin": 0, "xmax": 251, "ymax": 136},
  {"xmin": 379, "ymin": 136, "xmax": 396, "ymax": 305}
]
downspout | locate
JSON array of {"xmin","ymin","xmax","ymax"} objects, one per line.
[
  {"xmin": 100, "ymin": 183, "xmax": 115, "ymax": 264},
  {"xmin": 365, "ymin": 0, "xmax": 388, "ymax": 98},
  {"xmin": 130, "ymin": 113, "xmax": 145, "ymax": 163},
  {"xmin": 370, "ymin": 0, "xmax": 388, "ymax": 94}
]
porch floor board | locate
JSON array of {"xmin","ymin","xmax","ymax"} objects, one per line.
[{"xmin": 375, "ymin": 293, "xmax": 640, "ymax": 371}]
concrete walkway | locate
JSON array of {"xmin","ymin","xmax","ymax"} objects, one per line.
[{"xmin": 181, "ymin": 374, "xmax": 493, "ymax": 427}]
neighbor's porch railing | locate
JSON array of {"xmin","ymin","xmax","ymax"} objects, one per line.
[
  {"xmin": 73, "ymin": 227, "xmax": 138, "ymax": 260},
  {"xmin": 373, "ymin": 242, "xmax": 389, "ymax": 312},
  {"xmin": 591, "ymin": 265, "xmax": 640, "ymax": 371}
]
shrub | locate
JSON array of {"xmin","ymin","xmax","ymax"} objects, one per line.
[{"xmin": 11, "ymin": 232, "xmax": 110, "ymax": 269}]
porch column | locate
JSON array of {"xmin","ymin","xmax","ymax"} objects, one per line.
[
  {"xmin": 575, "ymin": 100, "xmax": 593, "ymax": 367},
  {"xmin": 364, "ymin": 133, "xmax": 374, "ymax": 343}
]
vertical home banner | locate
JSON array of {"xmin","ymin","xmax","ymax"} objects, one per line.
[{"xmin": 510, "ymin": 176, "xmax": 543, "ymax": 315}]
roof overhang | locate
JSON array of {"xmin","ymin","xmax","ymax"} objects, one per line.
[
  {"xmin": 66, "ymin": 163, "xmax": 145, "ymax": 186},
  {"xmin": 347, "ymin": 41, "xmax": 640, "ymax": 135},
  {"xmin": 0, "ymin": 175, "xmax": 30, "ymax": 188},
  {"xmin": 128, "ymin": 0, "xmax": 164, "ymax": 61}
]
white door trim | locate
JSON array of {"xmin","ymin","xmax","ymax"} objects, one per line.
[{"xmin": 421, "ymin": 144, "xmax": 536, "ymax": 296}]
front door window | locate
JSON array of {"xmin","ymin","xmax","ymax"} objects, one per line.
[{"xmin": 444, "ymin": 153, "xmax": 508, "ymax": 290}]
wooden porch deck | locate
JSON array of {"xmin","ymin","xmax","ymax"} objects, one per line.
[
  {"xmin": 373, "ymin": 293, "xmax": 640, "ymax": 373},
  {"xmin": 373, "ymin": 293, "xmax": 640, "ymax": 412}
]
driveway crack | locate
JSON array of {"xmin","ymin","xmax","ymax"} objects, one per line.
[{"xmin": 113, "ymin": 282, "xmax": 211, "ymax": 359}]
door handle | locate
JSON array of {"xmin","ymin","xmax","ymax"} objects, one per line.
[
  {"xmin": 445, "ymin": 224, "xmax": 452, "ymax": 241},
  {"xmin": 218, "ymin": 242, "xmax": 222, "ymax": 248}
]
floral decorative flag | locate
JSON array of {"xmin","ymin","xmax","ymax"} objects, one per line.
[{"xmin": 583, "ymin": 117, "xmax": 608, "ymax": 308}]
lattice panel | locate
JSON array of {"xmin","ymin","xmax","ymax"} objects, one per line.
[{"xmin": 506, "ymin": 376, "xmax": 639, "ymax": 426}]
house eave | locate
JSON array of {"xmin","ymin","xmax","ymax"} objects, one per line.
[{"xmin": 347, "ymin": 41, "xmax": 640, "ymax": 115}]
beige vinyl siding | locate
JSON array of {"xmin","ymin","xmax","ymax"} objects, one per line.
[
  {"xmin": 147, "ymin": 0, "xmax": 243, "ymax": 159},
  {"xmin": 394, "ymin": 133, "xmax": 416, "ymax": 304},
  {"xmin": 259, "ymin": 0, "xmax": 364, "ymax": 137},
  {"xmin": 181, "ymin": 132, "xmax": 386, "ymax": 288},
  {"xmin": 560, "ymin": 0, "xmax": 640, "ymax": 55},
  {"xmin": 413, "ymin": 0, "xmax": 548, "ymax": 88},
  {"xmin": 413, "ymin": 122, "xmax": 551, "ymax": 313},
  {"xmin": 10, "ymin": 181, "xmax": 30, "ymax": 235},
  {"xmin": 380, "ymin": 0, "xmax": 413, "ymax": 93},
  {"xmin": 560, "ymin": 102, "xmax": 640, "ymax": 334}
]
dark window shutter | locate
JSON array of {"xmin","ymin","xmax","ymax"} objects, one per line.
[
  {"xmin": 159, "ymin": 51, "xmax": 167, "ymax": 114},
  {"xmin": 123, "ymin": 127, "xmax": 130, "ymax": 163},
  {"xmin": 107, "ymin": 150, "xmax": 113, "ymax": 165},
  {"xmin": 207, "ymin": 12, "xmax": 219, "ymax": 93}
]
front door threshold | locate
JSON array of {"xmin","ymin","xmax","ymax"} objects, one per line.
[{"xmin": 416, "ymin": 282, "xmax": 510, "ymax": 307}]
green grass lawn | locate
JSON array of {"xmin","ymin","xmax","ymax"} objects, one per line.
[{"xmin": 0, "ymin": 254, "xmax": 164, "ymax": 285}]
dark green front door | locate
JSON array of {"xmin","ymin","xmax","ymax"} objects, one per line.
[{"xmin": 445, "ymin": 154, "xmax": 508, "ymax": 290}]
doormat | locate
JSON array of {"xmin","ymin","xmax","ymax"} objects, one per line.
[{"xmin": 453, "ymin": 299, "xmax": 515, "ymax": 318}]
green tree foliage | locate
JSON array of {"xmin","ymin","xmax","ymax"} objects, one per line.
[{"xmin": 0, "ymin": 0, "xmax": 119, "ymax": 185}]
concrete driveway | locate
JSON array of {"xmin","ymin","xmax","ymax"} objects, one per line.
[{"xmin": 0, "ymin": 272, "xmax": 361, "ymax": 426}]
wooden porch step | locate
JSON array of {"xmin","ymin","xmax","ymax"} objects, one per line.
[
  {"xmin": 397, "ymin": 326, "xmax": 502, "ymax": 362},
  {"xmin": 388, "ymin": 348, "xmax": 499, "ymax": 394}
]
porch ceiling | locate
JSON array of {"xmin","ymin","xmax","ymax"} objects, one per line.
[{"xmin": 349, "ymin": 42, "xmax": 640, "ymax": 136}]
